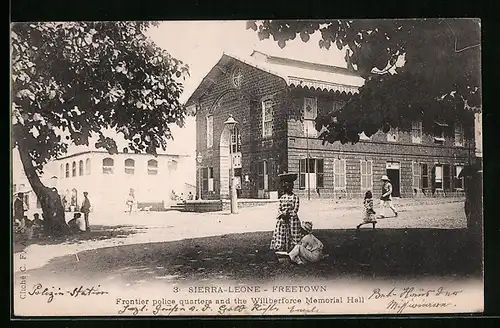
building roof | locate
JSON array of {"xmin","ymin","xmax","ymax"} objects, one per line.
[
  {"xmin": 185, "ymin": 51, "xmax": 365, "ymax": 107},
  {"xmin": 54, "ymin": 150, "xmax": 190, "ymax": 162}
]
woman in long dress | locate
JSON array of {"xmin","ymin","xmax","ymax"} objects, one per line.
[{"xmin": 270, "ymin": 173, "xmax": 303, "ymax": 253}]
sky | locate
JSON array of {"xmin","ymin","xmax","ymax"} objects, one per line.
[{"xmin": 14, "ymin": 21, "xmax": 349, "ymax": 183}]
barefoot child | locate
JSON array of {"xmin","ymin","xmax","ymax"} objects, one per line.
[
  {"xmin": 357, "ymin": 190, "xmax": 378, "ymax": 229},
  {"xmin": 288, "ymin": 221, "xmax": 326, "ymax": 265}
]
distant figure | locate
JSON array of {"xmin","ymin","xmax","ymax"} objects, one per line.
[
  {"xmin": 180, "ymin": 193, "xmax": 185, "ymax": 201},
  {"xmin": 61, "ymin": 196, "xmax": 68, "ymax": 212},
  {"xmin": 195, "ymin": 195, "xmax": 199, "ymax": 200},
  {"xmin": 14, "ymin": 192, "xmax": 25, "ymax": 224},
  {"xmin": 188, "ymin": 192, "xmax": 193, "ymax": 200},
  {"xmin": 357, "ymin": 190, "xmax": 377, "ymax": 229},
  {"xmin": 380, "ymin": 175, "xmax": 398, "ymax": 217},
  {"xmin": 170, "ymin": 190, "xmax": 177, "ymax": 201},
  {"xmin": 126, "ymin": 189, "xmax": 135, "ymax": 214},
  {"xmin": 288, "ymin": 221, "xmax": 326, "ymax": 265},
  {"xmin": 32, "ymin": 213, "xmax": 43, "ymax": 226},
  {"xmin": 24, "ymin": 215, "xmax": 35, "ymax": 240},
  {"xmin": 80, "ymin": 191, "xmax": 91, "ymax": 231},
  {"xmin": 67, "ymin": 212, "xmax": 86, "ymax": 234},
  {"xmin": 32, "ymin": 213, "xmax": 44, "ymax": 238}
]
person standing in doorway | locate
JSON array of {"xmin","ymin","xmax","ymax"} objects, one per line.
[
  {"xmin": 380, "ymin": 175, "xmax": 398, "ymax": 217},
  {"xmin": 80, "ymin": 191, "xmax": 92, "ymax": 231}
]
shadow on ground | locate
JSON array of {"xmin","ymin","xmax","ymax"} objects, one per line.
[
  {"xmin": 20, "ymin": 228, "xmax": 482, "ymax": 284},
  {"xmin": 13, "ymin": 225, "xmax": 143, "ymax": 253}
]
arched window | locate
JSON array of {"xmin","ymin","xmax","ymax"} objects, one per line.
[
  {"xmin": 65, "ymin": 163, "xmax": 70, "ymax": 178},
  {"xmin": 85, "ymin": 158, "xmax": 91, "ymax": 175},
  {"xmin": 71, "ymin": 188, "xmax": 78, "ymax": 207},
  {"xmin": 147, "ymin": 159, "xmax": 158, "ymax": 175},
  {"xmin": 79, "ymin": 160, "xmax": 84, "ymax": 176},
  {"xmin": 60, "ymin": 164, "xmax": 64, "ymax": 179},
  {"xmin": 102, "ymin": 158, "xmax": 114, "ymax": 174},
  {"xmin": 124, "ymin": 158, "xmax": 135, "ymax": 175},
  {"xmin": 72, "ymin": 161, "xmax": 76, "ymax": 177}
]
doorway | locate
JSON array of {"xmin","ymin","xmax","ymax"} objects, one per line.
[{"xmin": 386, "ymin": 162, "xmax": 401, "ymax": 197}]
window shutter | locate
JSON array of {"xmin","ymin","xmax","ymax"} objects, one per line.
[
  {"xmin": 443, "ymin": 164, "xmax": 451, "ymax": 191},
  {"xmin": 431, "ymin": 166, "xmax": 436, "ymax": 189},
  {"xmin": 299, "ymin": 159, "xmax": 306, "ymax": 189},
  {"xmin": 369, "ymin": 160, "xmax": 373, "ymax": 190},
  {"xmin": 257, "ymin": 161, "xmax": 264, "ymax": 190},
  {"xmin": 317, "ymin": 159, "xmax": 324, "ymax": 188},
  {"xmin": 342, "ymin": 159, "xmax": 347, "ymax": 190},
  {"xmin": 452, "ymin": 165, "xmax": 457, "ymax": 190}
]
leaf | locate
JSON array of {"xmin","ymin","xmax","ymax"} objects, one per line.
[
  {"xmin": 246, "ymin": 20, "xmax": 257, "ymax": 31},
  {"xmin": 336, "ymin": 39, "xmax": 343, "ymax": 50},
  {"xmin": 300, "ymin": 32, "xmax": 310, "ymax": 42}
]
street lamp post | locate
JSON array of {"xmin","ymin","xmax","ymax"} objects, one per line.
[
  {"xmin": 224, "ymin": 115, "xmax": 238, "ymax": 214},
  {"xmin": 196, "ymin": 153, "xmax": 203, "ymax": 200}
]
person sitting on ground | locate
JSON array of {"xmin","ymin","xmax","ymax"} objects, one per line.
[
  {"xmin": 32, "ymin": 213, "xmax": 44, "ymax": 238},
  {"xmin": 67, "ymin": 212, "xmax": 86, "ymax": 234},
  {"xmin": 24, "ymin": 215, "xmax": 35, "ymax": 240},
  {"xmin": 14, "ymin": 214, "xmax": 27, "ymax": 235},
  {"xmin": 357, "ymin": 190, "xmax": 378, "ymax": 230},
  {"xmin": 286, "ymin": 221, "xmax": 327, "ymax": 265}
]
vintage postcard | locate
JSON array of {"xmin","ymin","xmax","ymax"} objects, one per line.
[{"xmin": 11, "ymin": 19, "xmax": 483, "ymax": 317}]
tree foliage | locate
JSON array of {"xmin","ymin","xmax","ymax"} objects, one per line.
[
  {"xmin": 247, "ymin": 19, "xmax": 481, "ymax": 144},
  {"xmin": 12, "ymin": 21, "xmax": 189, "ymax": 173},
  {"xmin": 11, "ymin": 21, "xmax": 189, "ymax": 235}
]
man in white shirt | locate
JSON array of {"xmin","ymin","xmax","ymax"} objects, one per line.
[{"xmin": 380, "ymin": 175, "xmax": 398, "ymax": 217}]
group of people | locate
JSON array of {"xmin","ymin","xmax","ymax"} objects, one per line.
[
  {"xmin": 13, "ymin": 190, "xmax": 92, "ymax": 240},
  {"xmin": 357, "ymin": 175, "xmax": 398, "ymax": 229},
  {"xmin": 67, "ymin": 191, "xmax": 92, "ymax": 233},
  {"xmin": 269, "ymin": 174, "xmax": 399, "ymax": 265},
  {"xmin": 13, "ymin": 192, "xmax": 43, "ymax": 240},
  {"xmin": 270, "ymin": 173, "xmax": 327, "ymax": 265},
  {"xmin": 170, "ymin": 190, "xmax": 196, "ymax": 202}
]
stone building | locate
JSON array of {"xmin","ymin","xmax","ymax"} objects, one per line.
[{"xmin": 187, "ymin": 51, "xmax": 474, "ymax": 200}]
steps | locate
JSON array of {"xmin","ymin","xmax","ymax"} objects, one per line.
[{"xmin": 169, "ymin": 202, "xmax": 186, "ymax": 212}]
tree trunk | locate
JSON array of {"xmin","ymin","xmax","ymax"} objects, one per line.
[{"xmin": 15, "ymin": 135, "xmax": 69, "ymax": 236}]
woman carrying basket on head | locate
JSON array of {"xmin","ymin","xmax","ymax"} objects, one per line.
[{"xmin": 270, "ymin": 173, "xmax": 303, "ymax": 256}]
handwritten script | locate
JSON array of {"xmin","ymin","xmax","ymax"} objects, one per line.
[
  {"xmin": 28, "ymin": 283, "xmax": 108, "ymax": 303},
  {"xmin": 368, "ymin": 286, "xmax": 463, "ymax": 314},
  {"xmin": 116, "ymin": 301, "xmax": 323, "ymax": 316}
]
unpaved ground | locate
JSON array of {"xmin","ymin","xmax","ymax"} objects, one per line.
[
  {"xmin": 13, "ymin": 198, "xmax": 467, "ymax": 274},
  {"xmin": 13, "ymin": 198, "xmax": 484, "ymax": 317}
]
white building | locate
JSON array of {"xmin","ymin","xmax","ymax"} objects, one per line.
[
  {"xmin": 12, "ymin": 148, "xmax": 194, "ymax": 214},
  {"xmin": 48, "ymin": 150, "xmax": 192, "ymax": 211}
]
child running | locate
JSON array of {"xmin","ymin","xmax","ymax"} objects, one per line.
[{"xmin": 357, "ymin": 190, "xmax": 378, "ymax": 230}]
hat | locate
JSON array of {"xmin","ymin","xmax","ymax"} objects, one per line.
[
  {"xmin": 301, "ymin": 221, "xmax": 313, "ymax": 233},
  {"xmin": 381, "ymin": 175, "xmax": 390, "ymax": 181},
  {"xmin": 278, "ymin": 172, "xmax": 298, "ymax": 183}
]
